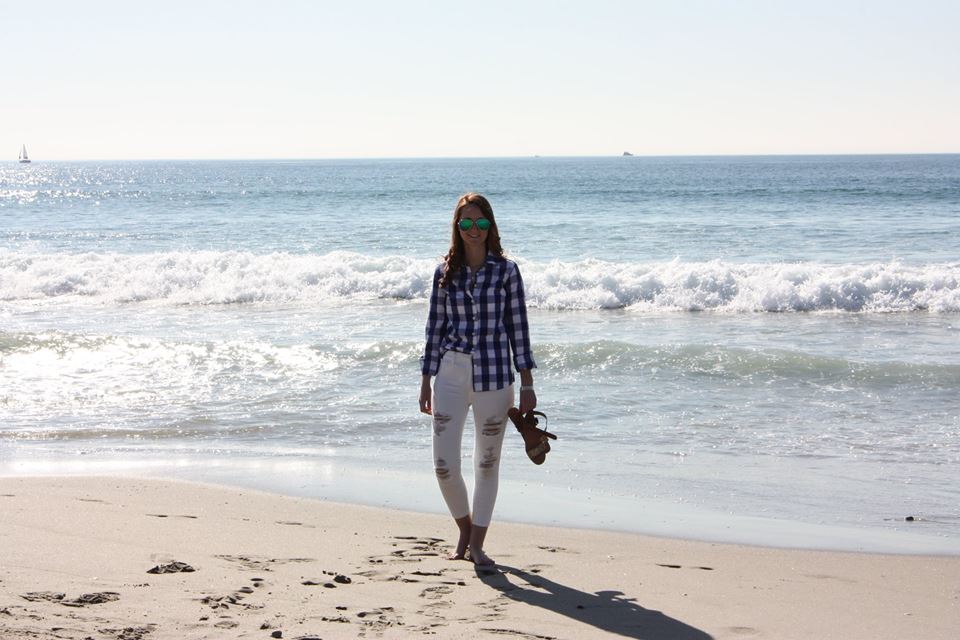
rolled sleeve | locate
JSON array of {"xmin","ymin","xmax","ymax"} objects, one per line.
[
  {"xmin": 420, "ymin": 266, "xmax": 448, "ymax": 376},
  {"xmin": 504, "ymin": 261, "xmax": 536, "ymax": 372}
]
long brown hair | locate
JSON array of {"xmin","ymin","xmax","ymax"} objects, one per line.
[{"xmin": 439, "ymin": 192, "xmax": 505, "ymax": 289}]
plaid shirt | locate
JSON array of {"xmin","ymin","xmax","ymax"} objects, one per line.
[{"xmin": 421, "ymin": 254, "xmax": 536, "ymax": 391}]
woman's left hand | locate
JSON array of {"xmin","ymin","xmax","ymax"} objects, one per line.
[{"xmin": 519, "ymin": 389, "xmax": 537, "ymax": 415}]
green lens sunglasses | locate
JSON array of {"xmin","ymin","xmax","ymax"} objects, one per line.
[{"xmin": 458, "ymin": 218, "xmax": 491, "ymax": 232}]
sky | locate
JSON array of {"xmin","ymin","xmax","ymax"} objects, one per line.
[{"xmin": 2, "ymin": 0, "xmax": 958, "ymax": 160}]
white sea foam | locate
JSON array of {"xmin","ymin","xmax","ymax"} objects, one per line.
[
  {"xmin": 5, "ymin": 332, "xmax": 957, "ymax": 392},
  {"xmin": 1, "ymin": 250, "xmax": 958, "ymax": 312},
  {"xmin": 526, "ymin": 258, "xmax": 960, "ymax": 312},
  {"xmin": 0, "ymin": 331, "xmax": 340, "ymax": 408},
  {"xmin": 0, "ymin": 250, "xmax": 437, "ymax": 306}
]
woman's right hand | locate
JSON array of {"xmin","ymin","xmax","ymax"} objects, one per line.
[{"xmin": 419, "ymin": 376, "xmax": 432, "ymax": 415}]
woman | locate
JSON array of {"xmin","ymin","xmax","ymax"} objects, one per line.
[{"xmin": 419, "ymin": 192, "xmax": 537, "ymax": 566}]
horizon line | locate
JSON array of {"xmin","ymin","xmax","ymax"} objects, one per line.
[{"xmin": 9, "ymin": 151, "xmax": 960, "ymax": 163}]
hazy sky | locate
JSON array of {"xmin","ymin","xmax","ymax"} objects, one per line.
[{"xmin": 3, "ymin": 1, "xmax": 958, "ymax": 160}]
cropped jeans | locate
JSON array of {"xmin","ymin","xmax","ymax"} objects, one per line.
[{"xmin": 431, "ymin": 351, "xmax": 513, "ymax": 528}]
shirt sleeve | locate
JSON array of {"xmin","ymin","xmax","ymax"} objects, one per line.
[
  {"xmin": 503, "ymin": 261, "xmax": 537, "ymax": 371},
  {"xmin": 420, "ymin": 266, "xmax": 448, "ymax": 376}
]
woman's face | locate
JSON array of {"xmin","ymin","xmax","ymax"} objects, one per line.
[{"xmin": 457, "ymin": 203, "xmax": 489, "ymax": 250}]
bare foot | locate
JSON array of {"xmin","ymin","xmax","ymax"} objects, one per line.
[
  {"xmin": 448, "ymin": 531, "xmax": 469, "ymax": 559},
  {"xmin": 448, "ymin": 539, "xmax": 468, "ymax": 560},
  {"xmin": 449, "ymin": 516, "xmax": 471, "ymax": 560},
  {"xmin": 468, "ymin": 546, "xmax": 495, "ymax": 566}
]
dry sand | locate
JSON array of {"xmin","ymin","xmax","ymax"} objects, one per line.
[{"xmin": 0, "ymin": 476, "xmax": 957, "ymax": 640}]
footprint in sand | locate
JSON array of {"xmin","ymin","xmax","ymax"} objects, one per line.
[
  {"xmin": 368, "ymin": 536, "xmax": 445, "ymax": 565},
  {"xmin": 18, "ymin": 592, "xmax": 119, "ymax": 614},
  {"xmin": 20, "ymin": 592, "xmax": 66, "ymax": 603},
  {"xmin": 476, "ymin": 596, "xmax": 511, "ymax": 619},
  {"xmin": 419, "ymin": 585, "xmax": 454, "ymax": 600},
  {"xmin": 199, "ymin": 591, "xmax": 262, "ymax": 611},
  {"xmin": 321, "ymin": 613, "xmax": 352, "ymax": 623},
  {"xmin": 60, "ymin": 592, "xmax": 121, "ymax": 607},
  {"xmin": 100, "ymin": 624, "xmax": 157, "ymax": 640},
  {"xmin": 536, "ymin": 545, "xmax": 573, "ymax": 554},
  {"xmin": 419, "ymin": 600, "xmax": 454, "ymax": 617},
  {"xmin": 356, "ymin": 607, "xmax": 403, "ymax": 633},
  {"xmin": 393, "ymin": 536, "xmax": 445, "ymax": 554},
  {"xmin": 214, "ymin": 555, "xmax": 316, "ymax": 572}
]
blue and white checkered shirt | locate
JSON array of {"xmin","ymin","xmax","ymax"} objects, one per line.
[{"xmin": 421, "ymin": 254, "xmax": 536, "ymax": 391}]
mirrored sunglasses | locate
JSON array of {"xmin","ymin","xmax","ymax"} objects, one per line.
[{"xmin": 458, "ymin": 218, "xmax": 491, "ymax": 232}]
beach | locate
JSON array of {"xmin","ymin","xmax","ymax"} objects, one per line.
[
  {"xmin": 1, "ymin": 476, "xmax": 957, "ymax": 640},
  {"xmin": 3, "ymin": 156, "xmax": 959, "ymax": 637},
  {"xmin": 4, "ymin": 0, "xmax": 959, "ymax": 633},
  {"xmin": 3, "ymin": 157, "xmax": 959, "ymax": 554}
]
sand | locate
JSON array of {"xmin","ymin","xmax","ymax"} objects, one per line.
[{"xmin": 0, "ymin": 476, "xmax": 957, "ymax": 640}]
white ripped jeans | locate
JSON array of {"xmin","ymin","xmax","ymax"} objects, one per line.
[{"xmin": 431, "ymin": 351, "xmax": 513, "ymax": 528}]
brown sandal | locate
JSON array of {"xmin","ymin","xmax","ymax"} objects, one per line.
[{"xmin": 507, "ymin": 409, "xmax": 557, "ymax": 465}]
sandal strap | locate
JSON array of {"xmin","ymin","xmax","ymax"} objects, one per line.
[{"xmin": 525, "ymin": 410, "xmax": 557, "ymax": 440}]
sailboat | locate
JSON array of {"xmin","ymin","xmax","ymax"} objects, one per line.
[{"xmin": 18, "ymin": 144, "xmax": 31, "ymax": 163}]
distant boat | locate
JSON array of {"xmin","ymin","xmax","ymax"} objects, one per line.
[
  {"xmin": 18, "ymin": 144, "xmax": 31, "ymax": 163},
  {"xmin": 622, "ymin": 151, "xmax": 634, "ymax": 157}
]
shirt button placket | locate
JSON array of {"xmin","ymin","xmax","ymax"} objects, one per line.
[{"xmin": 472, "ymin": 352, "xmax": 480, "ymax": 389}]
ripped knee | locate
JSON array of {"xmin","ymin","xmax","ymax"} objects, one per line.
[
  {"xmin": 477, "ymin": 447, "xmax": 499, "ymax": 472},
  {"xmin": 434, "ymin": 457, "xmax": 451, "ymax": 480},
  {"xmin": 481, "ymin": 416, "xmax": 504, "ymax": 437},
  {"xmin": 433, "ymin": 413, "xmax": 451, "ymax": 435}
]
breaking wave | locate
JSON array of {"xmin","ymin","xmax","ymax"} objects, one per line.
[{"xmin": 1, "ymin": 250, "xmax": 958, "ymax": 312}]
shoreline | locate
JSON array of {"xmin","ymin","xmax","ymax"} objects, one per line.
[
  {"xmin": 2, "ymin": 475, "xmax": 958, "ymax": 639},
  {"xmin": 4, "ymin": 452, "xmax": 960, "ymax": 557},
  {"xmin": 2, "ymin": 451, "xmax": 958, "ymax": 557}
]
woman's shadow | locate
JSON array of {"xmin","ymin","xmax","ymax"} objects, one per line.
[{"xmin": 476, "ymin": 564, "xmax": 713, "ymax": 640}]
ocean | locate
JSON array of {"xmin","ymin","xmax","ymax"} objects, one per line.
[{"xmin": 2, "ymin": 155, "xmax": 958, "ymax": 553}]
